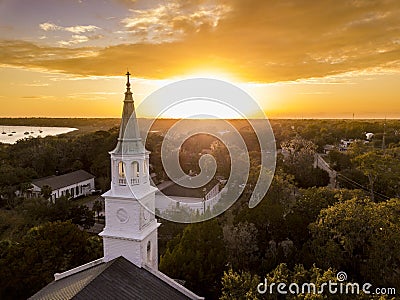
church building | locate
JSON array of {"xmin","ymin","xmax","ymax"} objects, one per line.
[{"xmin": 30, "ymin": 73, "xmax": 203, "ymax": 300}]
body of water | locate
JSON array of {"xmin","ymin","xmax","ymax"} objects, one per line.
[{"xmin": 0, "ymin": 125, "xmax": 77, "ymax": 144}]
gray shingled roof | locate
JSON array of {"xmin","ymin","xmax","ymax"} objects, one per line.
[
  {"xmin": 29, "ymin": 257, "xmax": 196, "ymax": 300},
  {"xmin": 32, "ymin": 170, "xmax": 95, "ymax": 190},
  {"xmin": 160, "ymin": 179, "xmax": 219, "ymax": 198}
]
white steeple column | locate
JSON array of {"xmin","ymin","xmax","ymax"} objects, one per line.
[{"xmin": 99, "ymin": 71, "xmax": 160, "ymax": 270}]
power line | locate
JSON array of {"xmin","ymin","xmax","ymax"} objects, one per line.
[{"xmin": 336, "ymin": 173, "xmax": 390, "ymax": 200}]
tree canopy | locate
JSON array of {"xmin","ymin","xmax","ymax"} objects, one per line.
[{"xmin": 0, "ymin": 221, "xmax": 102, "ymax": 299}]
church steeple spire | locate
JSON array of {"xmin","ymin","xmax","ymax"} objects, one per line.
[
  {"xmin": 112, "ymin": 71, "xmax": 144, "ymax": 155},
  {"xmin": 100, "ymin": 72, "xmax": 159, "ymax": 269}
]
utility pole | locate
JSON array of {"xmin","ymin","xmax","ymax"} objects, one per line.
[{"xmin": 382, "ymin": 117, "xmax": 386, "ymax": 151}]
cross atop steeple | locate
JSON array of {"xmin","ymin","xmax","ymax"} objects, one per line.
[
  {"xmin": 126, "ymin": 71, "xmax": 131, "ymax": 89},
  {"xmin": 125, "ymin": 71, "xmax": 132, "ymax": 97}
]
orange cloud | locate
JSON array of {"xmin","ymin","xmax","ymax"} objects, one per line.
[
  {"xmin": 121, "ymin": 0, "xmax": 230, "ymax": 44},
  {"xmin": 39, "ymin": 22, "xmax": 100, "ymax": 34},
  {"xmin": 0, "ymin": 0, "xmax": 399, "ymax": 82}
]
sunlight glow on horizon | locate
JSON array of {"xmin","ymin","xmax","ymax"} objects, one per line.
[{"xmin": 1, "ymin": 66, "xmax": 400, "ymax": 119}]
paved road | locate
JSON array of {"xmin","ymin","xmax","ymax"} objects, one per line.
[{"xmin": 314, "ymin": 153, "xmax": 338, "ymax": 188}]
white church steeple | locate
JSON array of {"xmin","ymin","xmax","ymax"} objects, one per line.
[
  {"xmin": 99, "ymin": 71, "xmax": 160, "ymax": 270},
  {"xmin": 112, "ymin": 71, "xmax": 144, "ymax": 155}
]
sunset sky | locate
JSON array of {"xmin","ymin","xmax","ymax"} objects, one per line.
[{"xmin": 0, "ymin": 0, "xmax": 399, "ymax": 118}]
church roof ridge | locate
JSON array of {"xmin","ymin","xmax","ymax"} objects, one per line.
[
  {"xmin": 143, "ymin": 264, "xmax": 204, "ymax": 300},
  {"xmin": 30, "ymin": 257, "xmax": 200, "ymax": 300},
  {"xmin": 54, "ymin": 257, "xmax": 105, "ymax": 281}
]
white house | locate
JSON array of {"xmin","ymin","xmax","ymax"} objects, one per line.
[
  {"xmin": 29, "ymin": 169, "xmax": 95, "ymax": 202},
  {"xmin": 155, "ymin": 179, "xmax": 221, "ymax": 215}
]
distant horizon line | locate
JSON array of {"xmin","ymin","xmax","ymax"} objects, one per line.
[{"xmin": 0, "ymin": 116, "xmax": 398, "ymax": 120}]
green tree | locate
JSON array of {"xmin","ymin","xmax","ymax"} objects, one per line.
[
  {"xmin": 0, "ymin": 164, "xmax": 36, "ymax": 206},
  {"xmin": 19, "ymin": 197, "xmax": 94, "ymax": 229},
  {"xmin": 223, "ymin": 222, "xmax": 259, "ymax": 271},
  {"xmin": 353, "ymin": 151, "xmax": 400, "ymax": 200},
  {"xmin": 287, "ymin": 188, "xmax": 368, "ymax": 246},
  {"xmin": 347, "ymin": 140, "xmax": 370, "ymax": 158},
  {"xmin": 0, "ymin": 221, "xmax": 102, "ymax": 299},
  {"xmin": 71, "ymin": 159, "xmax": 84, "ymax": 171},
  {"xmin": 220, "ymin": 269, "xmax": 260, "ymax": 300},
  {"xmin": 281, "ymin": 137, "xmax": 329, "ymax": 188},
  {"xmin": 309, "ymin": 198, "xmax": 400, "ymax": 287},
  {"xmin": 40, "ymin": 185, "xmax": 52, "ymax": 200},
  {"xmin": 159, "ymin": 219, "xmax": 226, "ymax": 299},
  {"xmin": 92, "ymin": 199, "xmax": 103, "ymax": 220},
  {"xmin": 210, "ymin": 140, "xmax": 230, "ymax": 178},
  {"xmin": 68, "ymin": 205, "xmax": 95, "ymax": 229},
  {"xmin": 327, "ymin": 150, "xmax": 352, "ymax": 171},
  {"xmin": 235, "ymin": 171, "xmax": 296, "ymax": 259}
]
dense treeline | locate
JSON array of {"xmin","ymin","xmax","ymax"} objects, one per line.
[
  {"xmin": 0, "ymin": 129, "xmax": 119, "ymax": 298},
  {"xmin": 0, "ymin": 221, "xmax": 102, "ymax": 299},
  {"xmin": 271, "ymin": 119, "xmax": 400, "ymax": 151},
  {"xmin": 0, "ymin": 117, "xmax": 120, "ymax": 133},
  {"xmin": 161, "ymin": 185, "xmax": 400, "ymax": 299},
  {"xmin": 2, "ymin": 117, "xmax": 398, "ymax": 150},
  {"xmin": 327, "ymin": 144, "xmax": 400, "ymax": 200},
  {"xmin": 157, "ymin": 120, "xmax": 400, "ymax": 299},
  {"xmin": 0, "ymin": 129, "xmax": 118, "ymax": 206},
  {"xmin": 0, "ymin": 194, "xmax": 102, "ymax": 298},
  {"xmin": 1, "ymin": 119, "xmax": 400, "ymax": 299}
]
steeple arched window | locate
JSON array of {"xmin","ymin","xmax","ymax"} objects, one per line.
[
  {"xmin": 131, "ymin": 161, "xmax": 140, "ymax": 185},
  {"xmin": 118, "ymin": 161, "xmax": 126, "ymax": 185}
]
